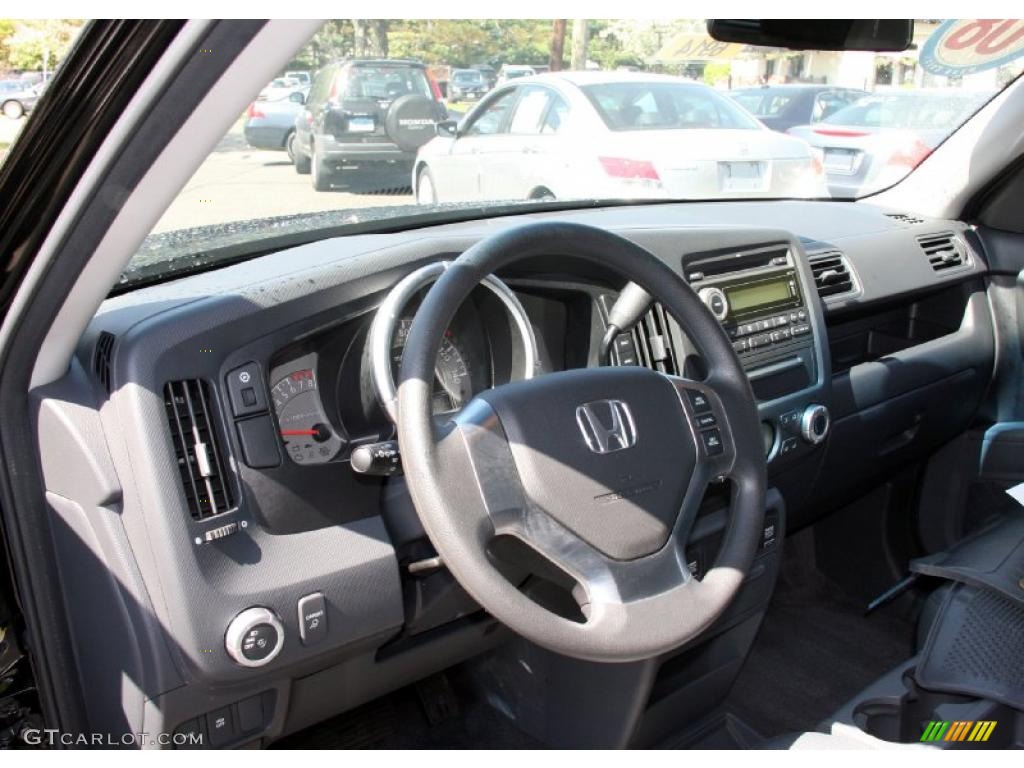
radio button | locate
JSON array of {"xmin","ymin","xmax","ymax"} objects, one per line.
[
  {"xmin": 698, "ymin": 287, "xmax": 729, "ymax": 321},
  {"xmin": 733, "ymin": 339, "xmax": 748, "ymax": 354}
]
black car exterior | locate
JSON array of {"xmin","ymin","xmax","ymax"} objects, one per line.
[{"xmin": 292, "ymin": 58, "xmax": 447, "ymax": 191}]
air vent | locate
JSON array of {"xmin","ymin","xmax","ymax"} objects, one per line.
[
  {"xmin": 918, "ymin": 232, "xmax": 967, "ymax": 272},
  {"xmin": 808, "ymin": 251, "xmax": 857, "ymax": 298},
  {"xmin": 632, "ymin": 303, "xmax": 678, "ymax": 375},
  {"xmin": 164, "ymin": 380, "xmax": 235, "ymax": 521},
  {"xmin": 885, "ymin": 212, "xmax": 925, "ymax": 225},
  {"xmin": 93, "ymin": 331, "xmax": 115, "ymax": 393}
]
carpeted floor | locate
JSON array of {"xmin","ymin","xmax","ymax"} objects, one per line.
[{"xmin": 726, "ymin": 556, "xmax": 916, "ymax": 738}]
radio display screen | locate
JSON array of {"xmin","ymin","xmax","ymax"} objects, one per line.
[{"xmin": 726, "ymin": 278, "xmax": 792, "ymax": 313}]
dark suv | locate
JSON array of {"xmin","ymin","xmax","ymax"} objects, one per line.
[{"xmin": 292, "ymin": 59, "xmax": 447, "ymax": 191}]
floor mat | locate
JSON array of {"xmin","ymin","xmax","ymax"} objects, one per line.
[{"xmin": 726, "ymin": 557, "xmax": 916, "ymax": 738}]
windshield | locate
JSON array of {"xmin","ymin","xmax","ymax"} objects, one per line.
[{"xmin": 67, "ymin": 18, "xmax": 1021, "ymax": 289}]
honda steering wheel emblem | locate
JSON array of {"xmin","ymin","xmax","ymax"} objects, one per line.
[{"xmin": 576, "ymin": 399, "xmax": 637, "ymax": 454}]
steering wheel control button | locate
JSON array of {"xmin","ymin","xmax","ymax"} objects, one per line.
[
  {"xmin": 695, "ymin": 412, "xmax": 717, "ymax": 430},
  {"xmin": 298, "ymin": 593, "xmax": 328, "ymax": 646},
  {"xmin": 351, "ymin": 440, "xmax": 402, "ymax": 475},
  {"xmin": 226, "ymin": 362, "xmax": 267, "ymax": 417},
  {"xmin": 225, "ymin": 607, "xmax": 284, "ymax": 668},
  {"xmin": 700, "ymin": 428, "xmax": 725, "ymax": 457},
  {"xmin": 686, "ymin": 389, "xmax": 712, "ymax": 414},
  {"xmin": 800, "ymin": 404, "xmax": 831, "ymax": 445}
]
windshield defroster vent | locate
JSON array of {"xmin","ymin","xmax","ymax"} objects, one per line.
[
  {"xmin": 808, "ymin": 251, "xmax": 857, "ymax": 299},
  {"xmin": 918, "ymin": 232, "xmax": 968, "ymax": 272},
  {"xmin": 885, "ymin": 212, "xmax": 925, "ymax": 225},
  {"xmin": 164, "ymin": 379, "xmax": 235, "ymax": 521},
  {"xmin": 633, "ymin": 303, "xmax": 679, "ymax": 375}
]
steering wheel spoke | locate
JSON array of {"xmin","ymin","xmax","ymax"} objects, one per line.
[{"xmin": 397, "ymin": 221, "xmax": 766, "ymax": 662}]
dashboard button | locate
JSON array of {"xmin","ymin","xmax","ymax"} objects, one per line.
[
  {"xmin": 226, "ymin": 363, "xmax": 267, "ymax": 417},
  {"xmin": 236, "ymin": 415, "xmax": 280, "ymax": 469},
  {"xmin": 237, "ymin": 695, "xmax": 264, "ymax": 734},
  {"xmin": 207, "ymin": 706, "xmax": 236, "ymax": 748},
  {"xmin": 298, "ymin": 593, "xmax": 327, "ymax": 646},
  {"xmin": 732, "ymin": 339, "xmax": 748, "ymax": 354}
]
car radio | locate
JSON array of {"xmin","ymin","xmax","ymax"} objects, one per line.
[{"xmin": 685, "ymin": 245, "xmax": 816, "ymax": 401}]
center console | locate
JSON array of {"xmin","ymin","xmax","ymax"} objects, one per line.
[{"xmin": 682, "ymin": 243, "xmax": 832, "ymax": 466}]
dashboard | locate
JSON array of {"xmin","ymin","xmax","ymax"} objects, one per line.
[{"xmin": 42, "ymin": 199, "xmax": 995, "ymax": 746}]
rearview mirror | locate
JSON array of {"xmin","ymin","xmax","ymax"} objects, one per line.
[
  {"xmin": 436, "ymin": 119, "xmax": 459, "ymax": 138},
  {"xmin": 289, "ymin": 91, "xmax": 306, "ymax": 105},
  {"xmin": 707, "ymin": 19, "xmax": 914, "ymax": 52}
]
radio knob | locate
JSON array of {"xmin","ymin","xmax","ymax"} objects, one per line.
[
  {"xmin": 800, "ymin": 404, "xmax": 830, "ymax": 445},
  {"xmin": 698, "ymin": 287, "xmax": 729, "ymax": 321}
]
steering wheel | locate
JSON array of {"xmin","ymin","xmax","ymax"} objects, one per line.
[{"xmin": 397, "ymin": 221, "xmax": 766, "ymax": 662}]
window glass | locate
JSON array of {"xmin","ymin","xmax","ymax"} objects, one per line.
[
  {"xmin": 509, "ymin": 87, "xmax": 552, "ymax": 134},
  {"xmin": 464, "ymin": 89, "xmax": 517, "ymax": 136}
]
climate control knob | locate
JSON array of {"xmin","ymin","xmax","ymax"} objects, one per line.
[
  {"xmin": 800, "ymin": 404, "xmax": 830, "ymax": 445},
  {"xmin": 225, "ymin": 607, "xmax": 284, "ymax": 668},
  {"xmin": 697, "ymin": 287, "xmax": 729, "ymax": 321}
]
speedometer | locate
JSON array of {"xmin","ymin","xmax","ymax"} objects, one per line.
[
  {"xmin": 269, "ymin": 353, "xmax": 343, "ymax": 465},
  {"xmin": 391, "ymin": 317, "xmax": 474, "ymax": 413}
]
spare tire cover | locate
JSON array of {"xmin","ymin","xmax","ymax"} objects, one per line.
[{"xmin": 385, "ymin": 94, "xmax": 441, "ymax": 152}]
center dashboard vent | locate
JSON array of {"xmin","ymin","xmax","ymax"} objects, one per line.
[
  {"xmin": 808, "ymin": 250, "xmax": 857, "ymax": 299},
  {"xmin": 632, "ymin": 303, "xmax": 678, "ymax": 375},
  {"xmin": 917, "ymin": 232, "xmax": 968, "ymax": 272},
  {"xmin": 164, "ymin": 379, "xmax": 235, "ymax": 521}
]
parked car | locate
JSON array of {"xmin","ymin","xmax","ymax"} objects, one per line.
[
  {"xmin": 728, "ymin": 84, "xmax": 867, "ymax": 132},
  {"xmin": 496, "ymin": 64, "xmax": 536, "ymax": 85},
  {"xmin": 413, "ymin": 71, "xmax": 827, "ymax": 205},
  {"xmin": 472, "ymin": 63, "xmax": 497, "ymax": 88},
  {"xmin": 787, "ymin": 89, "xmax": 992, "ymax": 197},
  {"xmin": 448, "ymin": 68, "xmax": 489, "ymax": 101},
  {"xmin": 285, "ymin": 70, "xmax": 311, "ymax": 86},
  {"xmin": 292, "ymin": 58, "xmax": 448, "ymax": 191},
  {"xmin": 258, "ymin": 76, "xmax": 302, "ymax": 102},
  {"xmin": 0, "ymin": 79, "xmax": 40, "ymax": 119},
  {"xmin": 243, "ymin": 89, "xmax": 308, "ymax": 160}
]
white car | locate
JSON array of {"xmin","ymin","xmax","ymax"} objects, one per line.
[{"xmin": 413, "ymin": 71, "xmax": 828, "ymax": 205}]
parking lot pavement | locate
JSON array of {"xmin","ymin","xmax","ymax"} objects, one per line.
[
  {"xmin": 0, "ymin": 116, "xmax": 26, "ymax": 160},
  {"xmin": 152, "ymin": 122, "xmax": 414, "ymax": 234}
]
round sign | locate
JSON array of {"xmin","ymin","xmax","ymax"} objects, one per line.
[{"xmin": 921, "ymin": 19, "xmax": 1024, "ymax": 77}]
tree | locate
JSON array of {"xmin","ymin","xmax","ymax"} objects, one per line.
[
  {"xmin": 549, "ymin": 20, "xmax": 566, "ymax": 72},
  {"xmin": 570, "ymin": 19, "xmax": 589, "ymax": 70},
  {"xmin": 0, "ymin": 19, "xmax": 83, "ymax": 73},
  {"xmin": 352, "ymin": 20, "xmax": 388, "ymax": 57}
]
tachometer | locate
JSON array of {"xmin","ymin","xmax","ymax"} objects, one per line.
[
  {"xmin": 391, "ymin": 317, "xmax": 473, "ymax": 413},
  {"xmin": 270, "ymin": 353, "xmax": 343, "ymax": 465}
]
